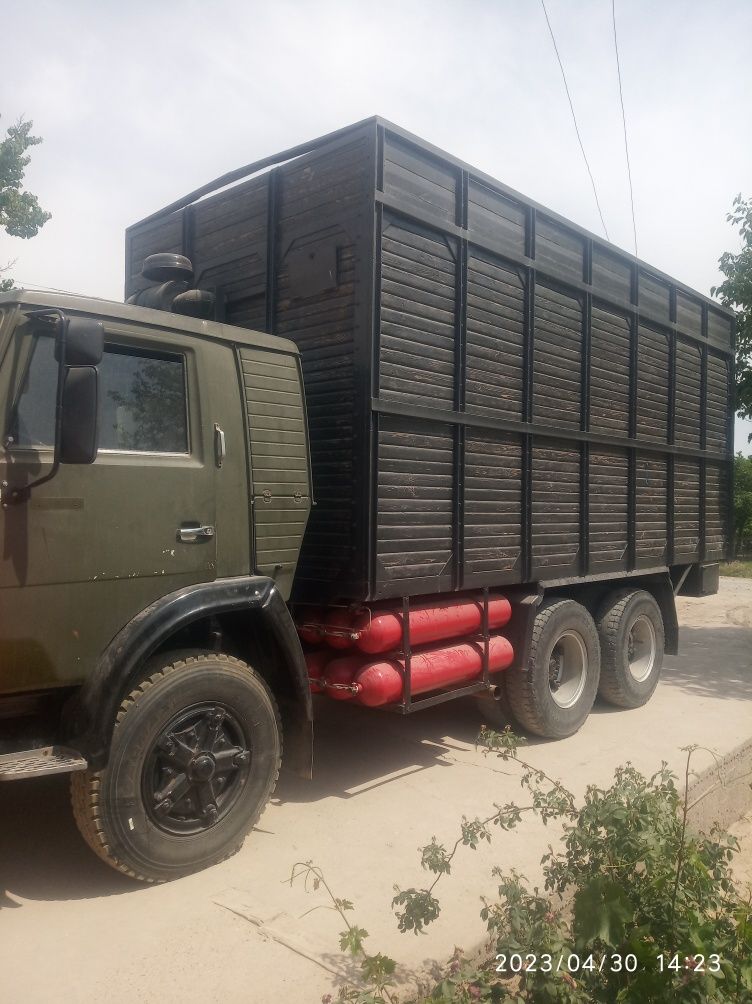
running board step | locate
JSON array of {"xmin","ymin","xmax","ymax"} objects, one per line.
[{"xmin": 0, "ymin": 746, "xmax": 88, "ymax": 781}]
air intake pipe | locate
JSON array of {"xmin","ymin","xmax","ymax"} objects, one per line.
[{"xmin": 126, "ymin": 253, "xmax": 216, "ymax": 319}]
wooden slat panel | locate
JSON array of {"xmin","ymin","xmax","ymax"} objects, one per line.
[
  {"xmin": 536, "ymin": 218, "xmax": 584, "ymax": 283},
  {"xmin": 590, "ymin": 448, "xmax": 629, "ymax": 568},
  {"xmin": 592, "ymin": 248, "xmax": 632, "ymax": 302},
  {"xmin": 636, "ymin": 325, "xmax": 669, "ymax": 443},
  {"xmin": 376, "ymin": 417, "xmax": 454, "ymax": 594},
  {"xmin": 465, "ymin": 253, "xmax": 524, "ymax": 420},
  {"xmin": 674, "ymin": 459, "xmax": 700, "ymax": 560},
  {"xmin": 463, "ymin": 431, "xmax": 522, "ymax": 581},
  {"xmin": 468, "ymin": 181, "xmax": 526, "ymax": 258},
  {"xmin": 636, "ymin": 455, "xmax": 667, "ymax": 563},
  {"xmin": 706, "ymin": 353, "xmax": 730, "ymax": 455},
  {"xmin": 533, "ymin": 284, "xmax": 582, "ymax": 429},
  {"xmin": 705, "ymin": 463, "xmax": 729, "ymax": 559},
  {"xmin": 532, "ymin": 440, "xmax": 580, "ymax": 576},
  {"xmin": 379, "ymin": 214, "xmax": 457, "ymax": 409},
  {"xmin": 676, "ymin": 293, "xmax": 702, "ymax": 338},
  {"xmin": 273, "ymin": 134, "xmax": 371, "ymax": 593},
  {"xmin": 639, "ymin": 272, "xmax": 670, "ymax": 323},
  {"xmin": 708, "ymin": 308, "xmax": 733, "ymax": 350},
  {"xmin": 674, "ymin": 338, "xmax": 702, "ymax": 449},
  {"xmin": 590, "ymin": 307, "xmax": 630, "ymax": 438},
  {"xmin": 383, "ymin": 135, "xmax": 457, "ymax": 225}
]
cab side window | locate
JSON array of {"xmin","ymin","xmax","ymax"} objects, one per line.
[
  {"xmin": 13, "ymin": 334, "xmax": 57, "ymax": 448},
  {"xmin": 12, "ymin": 337, "xmax": 188, "ymax": 455},
  {"xmin": 100, "ymin": 349, "xmax": 188, "ymax": 453}
]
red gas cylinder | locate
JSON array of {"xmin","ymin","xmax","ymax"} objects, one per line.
[
  {"xmin": 350, "ymin": 633, "xmax": 514, "ymax": 707},
  {"xmin": 322, "ymin": 654, "xmax": 365, "ymax": 700},
  {"xmin": 304, "ymin": 649, "xmax": 331, "ymax": 693},
  {"xmin": 322, "ymin": 608, "xmax": 362, "ymax": 650},
  {"xmin": 353, "ymin": 597, "xmax": 512, "ymax": 654},
  {"xmin": 297, "ymin": 607, "xmax": 325, "ymax": 645}
]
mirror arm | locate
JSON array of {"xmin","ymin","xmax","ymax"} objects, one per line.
[{"xmin": 3, "ymin": 309, "xmax": 67, "ymax": 506}]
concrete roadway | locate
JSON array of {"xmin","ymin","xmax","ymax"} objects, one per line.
[{"xmin": 1, "ymin": 579, "xmax": 750, "ymax": 1003}]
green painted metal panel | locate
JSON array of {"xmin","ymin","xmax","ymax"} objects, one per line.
[{"xmin": 238, "ymin": 346, "xmax": 311, "ymax": 595}]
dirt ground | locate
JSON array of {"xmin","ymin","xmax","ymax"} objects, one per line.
[
  {"xmin": 1, "ymin": 578, "xmax": 750, "ymax": 1002},
  {"xmin": 730, "ymin": 811, "xmax": 752, "ymax": 892}
]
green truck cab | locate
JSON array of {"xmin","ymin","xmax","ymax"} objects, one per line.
[{"xmin": 0, "ymin": 288, "xmax": 313, "ymax": 881}]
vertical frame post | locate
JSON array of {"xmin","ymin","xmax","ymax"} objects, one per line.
[
  {"xmin": 401, "ymin": 595, "xmax": 412, "ymax": 710},
  {"xmin": 453, "ymin": 169, "xmax": 469, "ymax": 591},
  {"xmin": 265, "ymin": 168, "xmax": 279, "ymax": 335},
  {"xmin": 481, "ymin": 586, "xmax": 490, "ymax": 686}
]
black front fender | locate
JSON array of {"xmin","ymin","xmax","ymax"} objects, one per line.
[{"xmin": 63, "ymin": 575, "xmax": 312, "ymax": 773}]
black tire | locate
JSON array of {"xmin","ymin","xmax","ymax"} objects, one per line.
[
  {"xmin": 474, "ymin": 675, "xmax": 517, "ymax": 732},
  {"xmin": 596, "ymin": 589, "xmax": 664, "ymax": 709},
  {"xmin": 71, "ymin": 651, "xmax": 281, "ymax": 883},
  {"xmin": 506, "ymin": 599, "xmax": 600, "ymax": 739}
]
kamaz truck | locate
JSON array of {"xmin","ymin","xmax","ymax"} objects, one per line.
[{"xmin": 0, "ymin": 119, "xmax": 734, "ymax": 882}]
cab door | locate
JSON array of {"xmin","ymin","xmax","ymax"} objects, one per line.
[{"xmin": 0, "ymin": 312, "xmax": 217, "ymax": 694}]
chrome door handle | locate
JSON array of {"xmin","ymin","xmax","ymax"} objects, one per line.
[
  {"xmin": 178, "ymin": 524, "xmax": 215, "ymax": 543},
  {"xmin": 214, "ymin": 423, "xmax": 226, "ymax": 469}
]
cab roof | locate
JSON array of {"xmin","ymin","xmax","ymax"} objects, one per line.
[{"xmin": 0, "ymin": 288, "xmax": 299, "ymax": 356}]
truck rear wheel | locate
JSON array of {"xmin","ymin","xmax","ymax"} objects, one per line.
[
  {"xmin": 505, "ymin": 599, "xmax": 600, "ymax": 739},
  {"xmin": 596, "ymin": 589, "xmax": 664, "ymax": 708},
  {"xmin": 71, "ymin": 651, "xmax": 281, "ymax": 883}
]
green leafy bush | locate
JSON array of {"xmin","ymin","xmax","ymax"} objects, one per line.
[{"xmin": 294, "ymin": 730, "xmax": 752, "ymax": 1003}]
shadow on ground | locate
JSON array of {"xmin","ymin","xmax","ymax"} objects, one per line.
[
  {"xmin": 276, "ymin": 692, "xmax": 502, "ymax": 803},
  {"xmin": 0, "ymin": 695, "xmax": 496, "ymax": 909},
  {"xmin": 0, "ymin": 774, "xmax": 134, "ymax": 908},
  {"xmin": 661, "ymin": 626, "xmax": 752, "ymax": 702},
  {"xmin": 1, "ymin": 621, "xmax": 747, "ymax": 908}
]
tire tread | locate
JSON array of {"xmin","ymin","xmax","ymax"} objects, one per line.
[
  {"xmin": 506, "ymin": 599, "xmax": 596, "ymax": 738},
  {"xmin": 596, "ymin": 589, "xmax": 664, "ymax": 709},
  {"xmin": 71, "ymin": 652, "xmax": 282, "ymax": 883}
]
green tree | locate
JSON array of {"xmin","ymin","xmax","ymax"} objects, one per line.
[
  {"xmin": 0, "ymin": 116, "xmax": 51, "ymax": 291},
  {"xmin": 734, "ymin": 452, "xmax": 752, "ymax": 556},
  {"xmin": 712, "ymin": 194, "xmax": 752, "ymax": 427}
]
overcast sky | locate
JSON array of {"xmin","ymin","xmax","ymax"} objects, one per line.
[{"xmin": 3, "ymin": 0, "xmax": 751, "ymax": 450}]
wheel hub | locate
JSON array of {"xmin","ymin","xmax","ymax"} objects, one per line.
[
  {"xmin": 142, "ymin": 703, "xmax": 252, "ymax": 835},
  {"xmin": 547, "ymin": 632, "xmax": 588, "ymax": 709},
  {"xmin": 627, "ymin": 614, "xmax": 657, "ymax": 682},
  {"xmin": 548, "ymin": 653, "xmax": 563, "ymax": 688},
  {"xmin": 189, "ymin": 753, "xmax": 216, "ymax": 782}
]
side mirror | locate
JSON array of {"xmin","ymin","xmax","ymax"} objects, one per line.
[
  {"xmin": 58, "ymin": 317, "xmax": 102, "ymax": 464},
  {"xmin": 6, "ymin": 311, "xmax": 103, "ymax": 502},
  {"xmin": 57, "ymin": 317, "xmax": 104, "ymax": 366},
  {"xmin": 60, "ymin": 367, "xmax": 99, "ymax": 464}
]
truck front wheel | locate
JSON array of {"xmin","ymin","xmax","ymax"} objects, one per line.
[
  {"xmin": 505, "ymin": 599, "xmax": 600, "ymax": 739},
  {"xmin": 71, "ymin": 651, "xmax": 281, "ymax": 882},
  {"xmin": 595, "ymin": 589, "xmax": 664, "ymax": 708}
]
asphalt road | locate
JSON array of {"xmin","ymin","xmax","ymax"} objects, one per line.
[{"xmin": 1, "ymin": 578, "xmax": 750, "ymax": 1003}]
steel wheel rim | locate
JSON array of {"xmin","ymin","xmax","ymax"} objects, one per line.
[
  {"xmin": 142, "ymin": 702, "xmax": 252, "ymax": 836},
  {"xmin": 548, "ymin": 631, "xmax": 588, "ymax": 709},
  {"xmin": 627, "ymin": 614, "xmax": 656, "ymax": 682}
]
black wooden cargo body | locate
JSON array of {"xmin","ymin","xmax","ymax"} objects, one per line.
[{"xmin": 126, "ymin": 117, "xmax": 735, "ymax": 604}]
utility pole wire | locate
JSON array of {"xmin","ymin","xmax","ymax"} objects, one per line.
[
  {"xmin": 612, "ymin": 0, "xmax": 638, "ymax": 257},
  {"xmin": 540, "ymin": 0, "xmax": 610, "ymax": 241}
]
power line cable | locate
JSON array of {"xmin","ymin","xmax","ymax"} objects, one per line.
[
  {"xmin": 540, "ymin": 0, "xmax": 610, "ymax": 241},
  {"xmin": 611, "ymin": 0, "xmax": 638, "ymax": 257}
]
